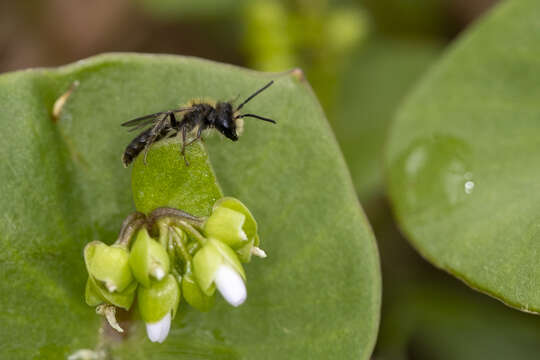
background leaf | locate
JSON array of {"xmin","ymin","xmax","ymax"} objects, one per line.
[
  {"xmin": 331, "ymin": 36, "xmax": 441, "ymax": 201},
  {"xmin": 369, "ymin": 202, "xmax": 540, "ymax": 360},
  {"xmin": 0, "ymin": 54, "xmax": 380, "ymax": 359},
  {"xmin": 386, "ymin": 0, "xmax": 540, "ymax": 311},
  {"xmin": 136, "ymin": 0, "xmax": 245, "ymax": 19}
]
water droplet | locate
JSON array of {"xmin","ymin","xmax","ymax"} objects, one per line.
[
  {"xmin": 389, "ymin": 135, "xmax": 474, "ymax": 215},
  {"xmin": 464, "ymin": 180, "xmax": 475, "ymax": 194}
]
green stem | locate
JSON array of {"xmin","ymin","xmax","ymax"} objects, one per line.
[
  {"xmin": 167, "ymin": 218, "xmax": 208, "ymax": 247},
  {"xmin": 115, "ymin": 212, "xmax": 147, "ymax": 247},
  {"xmin": 171, "ymin": 267, "xmax": 182, "ymax": 284},
  {"xmin": 170, "ymin": 226, "xmax": 193, "ymax": 274},
  {"xmin": 147, "ymin": 207, "xmax": 206, "ymax": 229},
  {"xmin": 171, "ymin": 226, "xmax": 192, "ymax": 262},
  {"xmin": 157, "ymin": 220, "xmax": 170, "ymax": 248}
]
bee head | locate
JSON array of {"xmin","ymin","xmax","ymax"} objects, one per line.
[{"xmin": 215, "ymin": 102, "xmax": 239, "ymax": 141}]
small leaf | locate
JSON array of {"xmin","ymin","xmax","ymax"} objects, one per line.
[{"xmin": 132, "ymin": 139, "xmax": 222, "ymax": 216}]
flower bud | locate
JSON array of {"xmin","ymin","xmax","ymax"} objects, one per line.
[
  {"xmin": 181, "ymin": 271, "xmax": 214, "ymax": 312},
  {"xmin": 193, "ymin": 238, "xmax": 247, "ymax": 306},
  {"xmin": 236, "ymin": 234, "xmax": 268, "ymax": 263},
  {"xmin": 206, "ymin": 197, "xmax": 266, "ymax": 262},
  {"xmin": 129, "ymin": 228, "xmax": 170, "ymax": 288},
  {"xmin": 204, "ymin": 197, "xmax": 257, "ymax": 249},
  {"xmin": 84, "ymin": 241, "xmax": 133, "ymax": 293},
  {"xmin": 85, "ymin": 277, "xmax": 103, "ymax": 307},
  {"xmin": 85, "ymin": 276, "xmax": 137, "ymax": 310},
  {"xmin": 204, "ymin": 207, "xmax": 247, "ymax": 248},
  {"xmin": 138, "ymin": 274, "xmax": 180, "ymax": 343}
]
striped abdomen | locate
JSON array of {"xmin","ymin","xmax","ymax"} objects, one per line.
[{"xmin": 122, "ymin": 127, "xmax": 167, "ymax": 167}]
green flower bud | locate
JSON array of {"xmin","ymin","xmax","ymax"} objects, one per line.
[
  {"xmin": 129, "ymin": 228, "xmax": 170, "ymax": 287},
  {"xmin": 85, "ymin": 277, "xmax": 103, "ymax": 307},
  {"xmin": 206, "ymin": 197, "xmax": 266, "ymax": 262},
  {"xmin": 204, "ymin": 207, "xmax": 248, "ymax": 248},
  {"xmin": 181, "ymin": 271, "xmax": 214, "ymax": 312},
  {"xmin": 84, "ymin": 241, "xmax": 133, "ymax": 293},
  {"xmin": 236, "ymin": 234, "xmax": 263, "ymax": 263},
  {"xmin": 137, "ymin": 274, "xmax": 180, "ymax": 324},
  {"xmin": 206, "ymin": 197, "xmax": 258, "ymax": 247},
  {"xmin": 85, "ymin": 276, "xmax": 137, "ymax": 310},
  {"xmin": 193, "ymin": 239, "xmax": 246, "ymax": 302}
]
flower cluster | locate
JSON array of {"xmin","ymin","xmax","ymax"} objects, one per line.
[{"xmin": 83, "ymin": 197, "xmax": 266, "ymax": 343}]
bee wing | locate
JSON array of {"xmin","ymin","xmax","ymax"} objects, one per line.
[{"xmin": 121, "ymin": 107, "xmax": 193, "ymax": 131}]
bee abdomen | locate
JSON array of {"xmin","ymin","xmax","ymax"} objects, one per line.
[{"xmin": 122, "ymin": 128, "xmax": 158, "ymax": 167}]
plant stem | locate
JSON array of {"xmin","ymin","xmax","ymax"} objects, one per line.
[{"xmin": 115, "ymin": 212, "xmax": 147, "ymax": 247}]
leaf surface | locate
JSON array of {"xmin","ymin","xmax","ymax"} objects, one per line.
[{"xmin": 386, "ymin": 0, "xmax": 540, "ymax": 311}]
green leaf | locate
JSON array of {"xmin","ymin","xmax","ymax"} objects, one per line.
[
  {"xmin": 331, "ymin": 36, "xmax": 441, "ymax": 200},
  {"xmin": 386, "ymin": 0, "xmax": 540, "ymax": 311},
  {"xmin": 0, "ymin": 54, "xmax": 380, "ymax": 359},
  {"xmin": 367, "ymin": 202, "xmax": 540, "ymax": 360}
]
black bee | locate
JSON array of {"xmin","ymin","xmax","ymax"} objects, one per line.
[{"xmin": 121, "ymin": 81, "xmax": 276, "ymax": 167}]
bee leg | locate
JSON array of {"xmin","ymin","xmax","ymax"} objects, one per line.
[
  {"xmin": 181, "ymin": 128, "xmax": 203, "ymax": 165},
  {"xmin": 143, "ymin": 143, "xmax": 151, "ymax": 165},
  {"xmin": 185, "ymin": 128, "xmax": 203, "ymax": 147},
  {"xmin": 143, "ymin": 138, "xmax": 157, "ymax": 165},
  {"xmin": 181, "ymin": 126, "xmax": 189, "ymax": 166},
  {"xmin": 170, "ymin": 112, "xmax": 178, "ymax": 128},
  {"xmin": 144, "ymin": 113, "xmax": 171, "ymax": 165}
]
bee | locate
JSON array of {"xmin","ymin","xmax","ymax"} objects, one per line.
[{"xmin": 121, "ymin": 81, "xmax": 276, "ymax": 167}]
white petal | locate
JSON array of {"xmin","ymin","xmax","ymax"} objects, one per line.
[
  {"xmin": 105, "ymin": 280, "xmax": 117, "ymax": 292},
  {"xmin": 150, "ymin": 265, "xmax": 166, "ymax": 281},
  {"xmin": 238, "ymin": 228, "xmax": 248, "ymax": 241},
  {"xmin": 146, "ymin": 312, "xmax": 171, "ymax": 343},
  {"xmin": 214, "ymin": 265, "xmax": 247, "ymax": 307},
  {"xmin": 251, "ymin": 246, "xmax": 267, "ymax": 258}
]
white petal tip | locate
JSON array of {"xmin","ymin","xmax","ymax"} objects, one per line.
[
  {"xmin": 251, "ymin": 247, "xmax": 267, "ymax": 258},
  {"xmin": 151, "ymin": 266, "xmax": 166, "ymax": 281},
  {"xmin": 215, "ymin": 265, "xmax": 247, "ymax": 307},
  {"xmin": 239, "ymin": 229, "xmax": 248, "ymax": 241},
  {"xmin": 105, "ymin": 281, "xmax": 117, "ymax": 292},
  {"xmin": 146, "ymin": 312, "xmax": 171, "ymax": 343}
]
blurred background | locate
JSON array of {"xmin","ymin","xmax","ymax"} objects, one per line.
[{"xmin": 4, "ymin": 0, "xmax": 540, "ymax": 358}]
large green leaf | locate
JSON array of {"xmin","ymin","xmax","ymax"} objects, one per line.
[
  {"xmin": 386, "ymin": 0, "xmax": 540, "ymax": 311},
  {"xmin": 0, "ymin": 54, "xmax": 380, "ymax": 359}
]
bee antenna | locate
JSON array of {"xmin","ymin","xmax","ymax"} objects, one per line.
[
  {"xmin": 235, "ymin": 113, "xmax": 276, "ymax": 124},
  {"xmin": 235, "ymin": 80, "xmax": 274, "ymax": 112}
]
